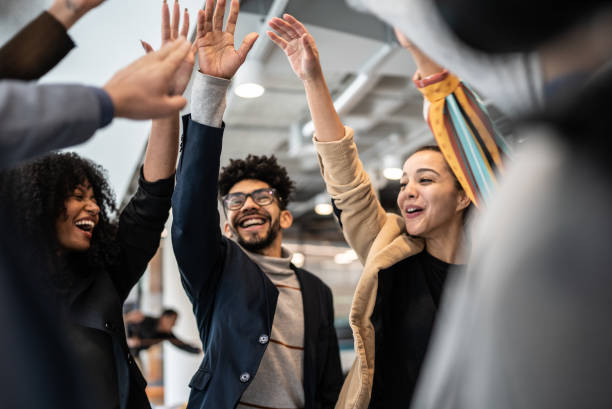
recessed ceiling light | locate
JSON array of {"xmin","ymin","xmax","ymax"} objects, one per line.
[
  {"xmin": 234, "ymin": 83, "xmax": 264, "ymax": 99},
  {"xmin": 383, "ymin": 167, "xmax": 403, "ymax": 180}
]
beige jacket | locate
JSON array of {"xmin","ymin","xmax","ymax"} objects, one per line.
[{"xmin": 314, "ymin": 127, "xmax": 424, "ymax": 409}]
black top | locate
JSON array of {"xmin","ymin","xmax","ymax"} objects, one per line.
[
  {"xmin": 59, "ymin": 170, "xmax": 173, "ymax": 409},
  {"xmin": 368, "ymin": 250, "xmax": 461, "ymax": 408}
]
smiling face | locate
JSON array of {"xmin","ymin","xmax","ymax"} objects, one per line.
[
  {"xmin": 224, "ymin": 179, "xmax": 293, "ymax": 256},
  {"xmin": 55, "ymin": 181, "xmax": 100, "ymax": 252},
  {"xmin": 397, "ymin": 150, "xmax": 470, "ymax": 239}
]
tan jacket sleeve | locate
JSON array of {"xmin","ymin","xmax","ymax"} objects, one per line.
[{"xmin": 313, "ymin": 126, "xmax": 388, "ymax": 265}]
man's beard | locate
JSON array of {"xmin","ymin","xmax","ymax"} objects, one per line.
[{"xmin": 234, "ymin": 214, "xmax": 281, "ymax": 253}]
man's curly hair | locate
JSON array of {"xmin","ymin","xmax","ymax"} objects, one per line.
[
  {"xmin": 0, "ymin": 152, "xmax": 120, "ymax": 289},
  {"xmin": 218, "ymin": 154, "xmax": 295, "ymax": 209}
]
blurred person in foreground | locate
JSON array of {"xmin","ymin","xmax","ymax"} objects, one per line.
[
  {"xmin": 347, "ymin": 0, "xmax": 612, "ymax": 119},
  {"xmin": 404, "ymin": 1, "xmax": 612, "ymax": 409},
  {"xmin": 0, "ymin": 1, "xmax": 197, "ymax": 408},
  {"xmin": 170, "ymin": 0, "xmax": 343, "ymax": 408},
  {"xmin": 0, "ymin": 0, "xmax": 106, "ymax": 80},
  {"xmin": 1, "ymin": 0, "xmax": 193, "ymax": 170}
]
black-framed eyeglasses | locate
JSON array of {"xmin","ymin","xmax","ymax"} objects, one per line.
[{"xmin": 222, "ymin": 188, "xmax": 279, "ymax": 210}]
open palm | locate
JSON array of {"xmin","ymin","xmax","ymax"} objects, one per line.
[
  {"xmin": 196, "ymin": 0, "xmax": 258, "ymax": 79},
  {"xmin": 196, "ymin": 31, "xmax": 246, "ymax": 79},
  {"xmin": 141, "ymin": 0, "xmax": 196, "ymax": 96},
  {"xmin": 267, "ymin": 14, "xmax": 322, "ymax": 81}
]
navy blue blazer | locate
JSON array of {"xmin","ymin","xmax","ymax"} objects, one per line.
[{"xmin": 171, "ymin": 116, "xmax": 343, "ymax": 409}]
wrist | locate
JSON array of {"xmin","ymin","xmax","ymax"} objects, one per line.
[
  {"xmin": 48, "ymin": 1, "xmax": 87, "ymax": 29},
  {"xmin": 413, "ymin": 69, "xmax": 449, "ymax": 88},
  {"xmin": 302, "ymin": 70, "xmax": 326, "ymax": 88},
  {"xmin": 102, "ymin": 85, "xmax": 124, "ymax": 118}
]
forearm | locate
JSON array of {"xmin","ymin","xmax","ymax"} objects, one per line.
[
  {"xmin": 115, "ymin": 171, "xmax": 174, "ymax": 298},
  {"xmin": 47, "ymin": 0, "xmax": 90, "ymax": 30},
  {"xmin": 0, "ymin": 12, "xmax": 74, "ymax": 80},
  {"xmin": 171, "ymin": 116, "xmax": 224, "ymax": 298},
  {"xmin": 171, "ymin": 75, "xmax": 229, "ymax": 297},
  {"xmin": 170, "ymin": 337, "xmax": 201, "ymax": 353},
  {"xmin": 314, "ymin": 130, "xmax": 387, "ymax": 263},
  {"xmin": 407, "ymin": 46, "xmax": 445, "ymax": 78},
  {"xmin": 143, "ymin": 114, "xmax": 180, "ymax": 182},
  {"xmin": 0, "ymin": 81, "xmax": 107, "ymax": 169},
  {"xmin": 303, "ymin": 73, "xmax": 345, "ymax": 142}
]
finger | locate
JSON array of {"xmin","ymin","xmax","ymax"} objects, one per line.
[
  {"xmin": 196, "ymin": 9, "xmax": 205, "ymax": 39},
  {"xmin": 212, "ymin": 0, "xmax": 226, "ymax": 32},
  {"xmin": 140, "ymin": 40, "xmax": 155, "ymax": 54},
  {"xmin": 156, "ymin": 37, "xmax": 188, "ymax": 60},
  {"xmin": 203, "ymin": 0, "xmax": 214, "ymax": 33},
  {"xmin": 180, "ymin": 8, "xmax": 190, "ymax": 38},
  {"xmin": 268, "ymin": 18, "xmax": 294, "ymax": 41},
  {"xmin": 161, "ymin": 0, "xmax": 171, "ymax": 42},
  {"xmin": 225, "ymin": 0, "xmax": 239, "ymax": 34},
  {"xmin": 283, "ymin": 13, "xmax": 308, "ymax": 37},
  {"xmin": 266, "ymin": 30, "xmax": 288, "ymax": 51},
  {"xmin": 301, "ymin": 34, "xmax": 317, "ymax": 58},
  {"xmin": 159, "ymin": 38, "xmax": 192, "ymax": 76},
  {"xmin": 172, "ymin": 0, "xmax": 181, "ymax": 39},
  {"xmin": 155, "ymin": 95, "xmax": 188, "ymax": 116},
  {"xmin": 237, "ymin": 32, "xmax": 259, "ymax": 62},
  {"xmin": 271, "ymin": 16, "xmax": 300, "ymax": 39}
]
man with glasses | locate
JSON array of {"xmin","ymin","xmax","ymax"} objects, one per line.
[{"xmin": 170, "ymin": 1, "xmax": 342, "ymax": 408}]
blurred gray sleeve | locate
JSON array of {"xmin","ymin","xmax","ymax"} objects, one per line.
[
  {"xmin": 357, "ymin": 0, "xmax": 544, "ymax": 116},
  {"xmin": 0, "ymin": 80, "xmax": 102, "ymax": 169}
]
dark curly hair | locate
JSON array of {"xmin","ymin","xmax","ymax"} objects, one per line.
[
  {"xmin": 0, "ymin": 152, "xmax": 120, "ymax": 290},
  {"xmin": 218, "ymin": 154, "xmax": 295, "ymax": 209}
]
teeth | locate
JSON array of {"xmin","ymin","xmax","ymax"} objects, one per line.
[
  {"xmin": 75, "ymin": 220, "xmax": 95, "ymax": 231},
  {"xmin": 241, "ymin": 218, "xmax": 265, "ymax": 227},
  {"xmin": 407, "ymin": 208, "xmax": 421, "ymax": 214}
]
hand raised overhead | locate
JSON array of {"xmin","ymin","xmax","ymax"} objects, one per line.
[
  {"xmin": 267, "ymin": 14, "xmax": 322, "ymax": 82},
  {"xmin": 141, "ymin": 0, "xmax": 197, "ymax": 96},
  {"xmin": 195, "ymin": 0, "xmax": 259, "ymax": 79},
  {"xmin": 103, "ymin": 38, "xmax": 192, "ymax": 119}
]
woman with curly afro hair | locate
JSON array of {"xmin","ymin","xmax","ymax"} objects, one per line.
[
  {"xmin": 0, "ymin": 98, "xmax": 182, "ymax": 409},
  {"xmin": 0, "ymin": 2, "xmax": 200, "ymax": 408},
  {"xmin": 3, "ymin": 153, "xmax": 118, "ymax": 277},
  {"xmin": 0, "ymin": 130, "xmax": 178, "ymax": 408}
]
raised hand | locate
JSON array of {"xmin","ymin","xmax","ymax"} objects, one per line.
[
  {"xmin": 141, "ymin": 0, "xmax": 197, "ymax": 96},
  {"xmin": 195, "ymin": 0, "xmax": 259, "ymax": 79},
  {"xmin": 393, "ymin": 27, "xmax": 444, "ymax": 78},
  {"xmin": 267, "ymin": 14, "xmax": 322, "ymax": 82},
  {"xmin": 103, "ymin": 38, "xmax": 192, "ymax": 119}
]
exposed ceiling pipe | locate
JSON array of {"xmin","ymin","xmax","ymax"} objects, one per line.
[
  {"xmin": 225, "ymin": 0, "xmax": 291, "ymax": 107},
  {"xmin": 301, "ymin": 42, "xmax": 398, "ymax": 137},
  {"xmin": 248, "ymin": 0, "xmax": 291, "ymax": 60}
]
